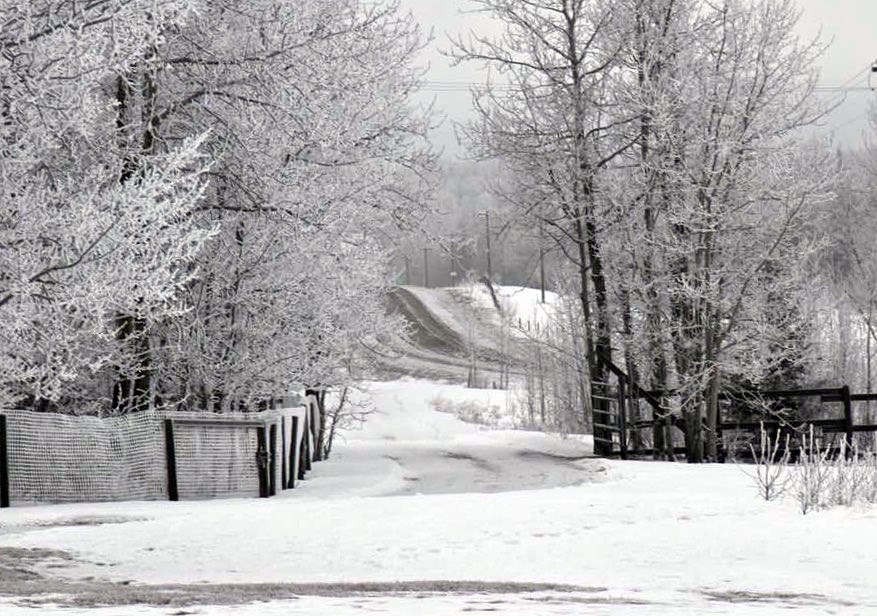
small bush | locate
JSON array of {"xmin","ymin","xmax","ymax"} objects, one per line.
[
  {"xmin": 430, "ymin": 395, "xmax": 503, "ymax": 427},
  {"xmin": 793, "ymin": 427, "xmax": 833, "ymax": 514},
  {"xmin": 744, "ymin": 423, "xmax": 791, "ymax": 501},
  {"xmin": 864, "ymin": 454, "xmax": 877, "ymax": 504},
  {"xmin": 748, "ymin": 425, "xmax": 877, "ymax": 514}
]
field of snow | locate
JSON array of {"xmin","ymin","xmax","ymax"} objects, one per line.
[{"xmin": 2, "ymin": 379, "xmax": 877, "ymax": 614}]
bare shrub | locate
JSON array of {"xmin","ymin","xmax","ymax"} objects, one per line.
[
  {"xmin": 827, "ymin": 440, "xmax": 869, "ymax": 507},
  {"xmin": 794, "ymin": 427, "xmax": 833, "ymax": 514},
  {"xmin": 324, "ymin": 387, "xmax": 374, "ymax": 459},
  {"xmin": 793, "ymin": 429, "xmax": 877, "ymax": 513},
  {"xmin": 863, "ymin": 454, "xmax": 877, "ymax": 504},
  {"xmin": 430, "ymin": 395, "xmax": 503, "ymax": 427},
  {"xmin": 747, "ymin": 424, "xmax": 877, "ymax": 514},
  {"xmin": 743, "ymin": 423, "xmax": 791, "ymax": 501}
]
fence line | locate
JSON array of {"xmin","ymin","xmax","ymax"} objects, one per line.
[
  {"xmin": 591, "ymin": 363, "xmax": 877, "ymax": 460},
  {"xmin": 0, "ymin": 401, "xmax": 322, "ymax": 507}
]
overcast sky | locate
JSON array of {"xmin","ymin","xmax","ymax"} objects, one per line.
[{"xmin": 399, "ymin": 0, "xmax": 877, "ymax": 159}]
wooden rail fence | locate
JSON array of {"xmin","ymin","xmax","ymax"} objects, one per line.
[{"xmin": 591, "ymin": 361, "xmax": 877, "ymax": 460}]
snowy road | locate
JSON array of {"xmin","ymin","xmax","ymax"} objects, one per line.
[
  {"xmin": 382, "ymin": 285, "xmax": 527, "ymax": 384},
  {"xmin": 2, "ymin": 380, "xmax": 877, "ymax": 615}
]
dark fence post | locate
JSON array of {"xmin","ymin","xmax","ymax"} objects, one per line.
[
  {"xmin": 306, "ymin": 391, "xmax": 324, "ymax": 463},
  {"xmin": 617, "ymin": 378, "xmax": 628, "ymax": 460},
  {"xmin": 268, "ymin": 423, "xmax": 277, "ymax": 497},
  {"xmin": 257, "ymin": 426, "xmax": 269, "ymax": 498},
  {"xmin": 280, "ymin": 417, "xmax": 287, "ymax": 491},
  {"xmin": 289, "ymin": 415, "xmax": 299, "ymax": 488},
  {"xmin": 309, "ymin": 397, "xmax": 319, "ymax": 458},
  {"xmin": 842, "ymin": 384, "xmax": 854, "ymax": 455},
  {"xmin": 304, "ymin": 415, "xmax": 312, "ymax": 472},
  {"xmin": 163, "ymin": 419, "xmax": 179, "ymax": 502},
  {"xmin": 1, "ymin": 415, "xmax": 10, "ymax": 508},
  {"xmin": 298, "ymin": 416, "xmax": 309, "ymax": 480}
]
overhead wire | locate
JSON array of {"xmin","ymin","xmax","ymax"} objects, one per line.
[
  {"xmin": 814, "ymin": 63, "xmax": 877, "ymax": 138},
  {"xmin": 423, "ymin": 79, "xmax": 877, "ymax": 94},
  {"xmin": 422, "ymin": 65, "xmax": 877, "ymax": 138},
  {"xmin": 836, "ymin": 63, "xmax": 871, "ymax": 89}
]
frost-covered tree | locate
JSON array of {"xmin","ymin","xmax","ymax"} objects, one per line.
[
  {"xmin": 143, "ymin": 0, "xmax": 435, "ymax": 412},
  {"xmin": 458, "ymin": 0, "xmax": 836, "ymax": 461},
  {"xmin": 631, "ymin": 0, "xmax": 834, "ymax": 460},
  {"xmin": 2, "ymin": 0, "xmax": 435, "ymax": 415},
  {"xmin": 0, "ymin": 1, "xmax": 212, "ymax": 412},
  {"xmin": 452, "ymin": 0, "xmax": 626, "ymax": 395}
]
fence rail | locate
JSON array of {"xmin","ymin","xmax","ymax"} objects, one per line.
[{"xmin": 591, "ymin": 359, "xmax": 877, "ymax": 460}]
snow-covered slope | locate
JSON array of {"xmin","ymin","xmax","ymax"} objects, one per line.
[
  {"xmin": 456, "ymin": 284, "xmax": 559, "ymax": 332},
  {"xmin": 383, "ymin": 284, "xmax": 553, "ymax": 383}
]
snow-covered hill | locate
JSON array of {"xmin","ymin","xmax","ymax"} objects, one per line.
[{"xmin": 383, "ymin": 284, "xmax": 557, "ymax": 383}]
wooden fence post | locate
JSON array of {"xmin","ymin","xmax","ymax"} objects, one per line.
[
  {"xmin": 289, "ymin": 415, "xmax": 299, "ymax": 488},
  {"xmin": 268, "ymin": 423, "xmax": 277, "ymax": 497},
  {"xmin": 298, "ymin": 416, "xmax": 310, "ymax": 480},
  {"xmin": 163, "ymin": 419, "xmax": 179, "ymax": 502},
  {"xmin": 1, "ymin": 415, "xmax": 10, "ymax": 508},
  {"xmin": 617, "ymin": 378, "xmax": 628, "ymax": 460},
  {"xmin": 257, "ymin": 426, "xmax": 269, "ymax": 498},
  {"xmin": 842, "ymin": 384, "xmax": 854, "ymax": 456},
  {"xmin": 304, "ymin": 415, "xmax": 312, "ymax": 472},
  {"xmin": 280, "ymin": 417, "xmax": 287, "ymax": 490},
  {"xmin": 309, "ymin": 396, "xmax": 320, "ymax": 461}
]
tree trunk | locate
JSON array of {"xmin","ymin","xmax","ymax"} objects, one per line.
[
  {"xmin": 587, "ymin": 213, "xmax": 612, "ymax": 380},
  {"xmin": 112, "ymin": 49, "xmax": 161, "ymax": 413},
  {"xmin": 704, "ymin": 363, "xmax": 721, "ymax": 461},
  {"xmin": 621, "ymin": 289, "xmax": 643, "ymax": 451},
  {"xmin": 684, "ymin": 395, "xmax": 704, "ymax": 463}
]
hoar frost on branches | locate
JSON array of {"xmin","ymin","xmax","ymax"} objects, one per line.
[
  {"xmin": 0, "ymin": 1, "xmax": 212, "ymax": 412},
  {"xmin": 455, "ymin": 0, "xmax": 836, "ymax": 461},
  {"xmin": 2, "ymin": 0, "xmax": 435, "ymax": 415},
  {"xmin": 146, "ymin": 0, "xmax": 435, "ymax": 413}
]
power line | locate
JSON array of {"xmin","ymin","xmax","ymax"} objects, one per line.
[
  {"xmin": 837, "ymin": 64, "xmax": 871, "ymax": 90},
  {"xmin": 823, "ymin": 110, "xmax": 871, "ymax": 137},
  {"xmin": 421, "ymin": 76, "xmax": 877, "ymax": 137},
  {"xmin": 423, "ymin": 79, "xmax": 877, "ymax": 94},
  {"xmin": 814, "ymin": 86, "xmax": 874, "ymax": 93}
]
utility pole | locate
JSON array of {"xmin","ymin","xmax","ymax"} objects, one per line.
[
  {"xmin": 449, "ymin": 241, "xmax": 457, "ymax": 287},
  {"xmin": 869, "ymin": 299, "xmax": 873, "ymax": 431},
  {"xmin": 479, "ymin": 211, "xmax": 492, "ymax": 283},
  {"xmin": 423, "ymin": 247, "xmax": 429, "ymax": 288}
]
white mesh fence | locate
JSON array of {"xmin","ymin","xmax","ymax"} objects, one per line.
[
  {"xmin": 170, "ymin": 415, "xmax": 262, "ymax": 500},
  {"xmin": 3, "ymin": 409, "xmax": 166, "ymax": 504},
  {"xmin": 1, "ymin": 406, "xmax": 308, "ymax": 506}
]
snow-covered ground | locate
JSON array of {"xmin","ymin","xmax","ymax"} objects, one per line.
[
  {"xmin": 2, "ymin": 379, "xmax": 877, "ymax": 615},
  {"xmin": 458, "ymin": 283, "xmax": 559, "ymax": 333}
]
